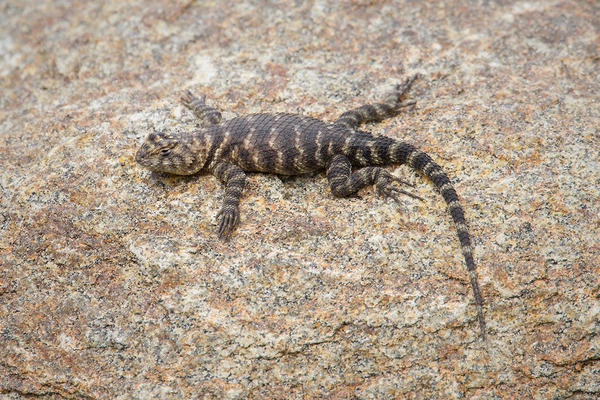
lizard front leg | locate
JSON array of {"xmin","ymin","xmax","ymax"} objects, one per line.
[
  {"xmin": 181, "ymin": 90, "xmax": 222, "ymax": 127},
  {"xmin": 211, "ymin": 162, "xmax": 246, "ymax": 239}
]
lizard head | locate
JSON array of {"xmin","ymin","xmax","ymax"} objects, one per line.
[{"xmin": 135, "ymin": 131, "xmax": 200, "ymax": 175}]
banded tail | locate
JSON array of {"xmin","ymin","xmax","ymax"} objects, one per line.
[{"xmin": 369, "ymin": 138, "xmax": 486, "ymax": 339}]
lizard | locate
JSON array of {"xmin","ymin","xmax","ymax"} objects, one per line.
[{"xmin": 135, "ymin": 75, "xmax": 486, "ymax": 339}]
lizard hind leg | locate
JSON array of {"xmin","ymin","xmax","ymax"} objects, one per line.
[
  {"xmin": 334, "ymin": 74, "xmax": 418, "ymax": 130},
  {"xmin": 326, "ymin": 154, "xmax": 421, "ymax": 202},
  {"xmin": 181, "ymin": 90, "xmax": 222, "ymax": 127}
]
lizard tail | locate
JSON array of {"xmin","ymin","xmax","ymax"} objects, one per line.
[{"xmin": 390, "ymin": 141, "xmax": 486, "ymax": 340}]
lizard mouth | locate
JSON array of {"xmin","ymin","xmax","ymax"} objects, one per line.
[{"xmin": 134, "ymin": 147, "xmax": 150, "ymax": 167}]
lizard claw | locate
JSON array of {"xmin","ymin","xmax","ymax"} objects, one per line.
[
  {"xmin": 181, "ymin": 90, "xmax": 206, "ymax": 109},
  {"xmin": 216, "ymin": 207, "xmax": 239, "ymax": 240},
  {"xmin": 396, "ymin": 99, "xmax": 417, "ymax": 110},
  {"xmin": 389, "ymin": 174, "xmax": 416, "ymax": 188},
  {"xmin": 385, "ymin": 74, "xmax": 419, "ymax": 111},
  {"xmin": 394, "ymin": 74, "xmax": 419, "ymax": 98},
  {"xmin": 375, "ymin": 172, "xmax": 424, "ymax": 203},
  {"xmin": 379, "ymin": 185, "xmax": 424, "ymax": 203}
]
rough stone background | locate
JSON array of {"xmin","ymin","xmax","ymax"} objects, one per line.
[{"xmin": 1, "ymin": 0, "xmax": 599, "ymax": 399}]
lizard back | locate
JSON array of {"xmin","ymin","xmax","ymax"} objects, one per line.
[{"xmin": 214, "ymin": 112, "xmax": 394, "ymax": 175}]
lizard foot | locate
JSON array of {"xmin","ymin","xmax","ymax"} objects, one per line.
[
  {"xmin": 395, "ymin": 74, "xmax": 419, "ymax": 97},
  {"xmin": 181, "ymin": 90, "xmax": 206, "ymax": 110},
  {"xmin": 383, "ymin": 74, "xmax": 419, "ymax": 112},
  {"xmin": 216, "ymin": 207, "xmax": 239, "ymax": 240},
  {"xmin": 375, "ymin": 171, "xmax": 424, "ymax": 203}
]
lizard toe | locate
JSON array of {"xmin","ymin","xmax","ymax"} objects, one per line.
[
  {"xmin": 376, "ymin": 178, "xmax": 424, "ymax": 203},
  {"xmin": 216, "ymin": 208, "xmax": 240, "ymax": 240}
]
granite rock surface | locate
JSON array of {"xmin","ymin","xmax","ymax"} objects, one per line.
[{"xmin": 1, "ymin": 0, "xmax": 599, "ymax": 399}]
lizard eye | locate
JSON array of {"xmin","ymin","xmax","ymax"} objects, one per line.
[{"xmin": 160, "ymin": 148, "xmax": 171, "ymax": 156}]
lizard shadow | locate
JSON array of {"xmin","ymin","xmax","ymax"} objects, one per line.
[{"xmin": 148, "ymin": 170, "xmax": 363, "ymax": 199}]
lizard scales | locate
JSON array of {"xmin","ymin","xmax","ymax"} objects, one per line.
[{"xmin": 135, "ymin": 75, "xmax": 486, "ymax": 339}]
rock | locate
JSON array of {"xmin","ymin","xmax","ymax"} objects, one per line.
[{"xmin": 1, "ymin": 1, "xmax": 598, "ymax": 398}]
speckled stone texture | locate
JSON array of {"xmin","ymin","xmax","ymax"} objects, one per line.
[{"xmin": 1, "ymin": 0, "xmax": 598, "ymax": 399}]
